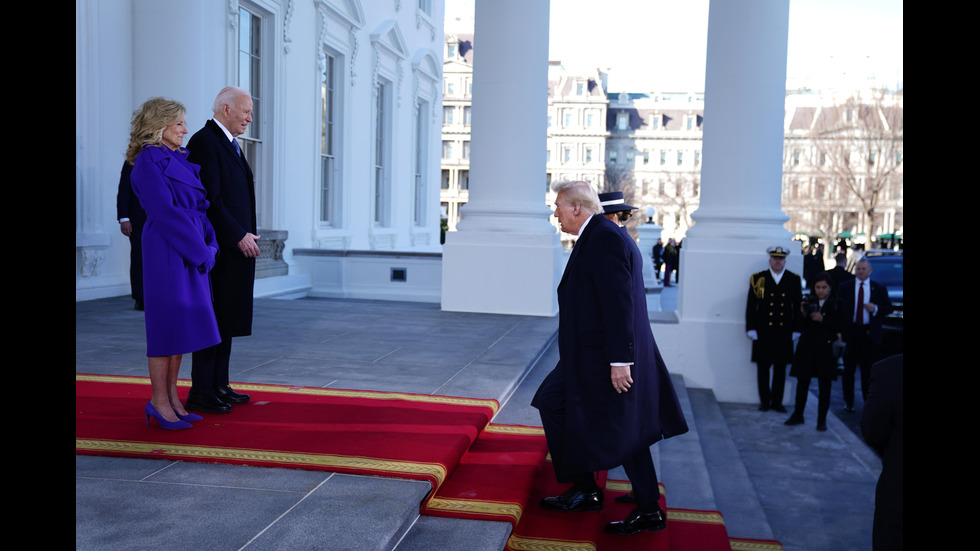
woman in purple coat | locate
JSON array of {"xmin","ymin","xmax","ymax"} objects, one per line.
[{"xmin": 126, "ymin": 98, "xmax": 221, "ymax": 429}]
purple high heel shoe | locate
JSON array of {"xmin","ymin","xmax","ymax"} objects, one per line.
[
  {"xmin": 145, "ymin": 402, "xmax": 192, "ymax": 430},
  {"xmin": 177, "ymin": 411, "xmax": 203, "ymax": 422}
]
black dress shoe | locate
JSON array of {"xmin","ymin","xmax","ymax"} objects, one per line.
[
  {"xmin": 614, "ymin": 492, "xmax": 636, "ymax": 504},
  {"xmin": 771, "ymin": 405, "xmax": 787, "ymax": 413},
  {"xmin": 186, "ymin": 391, "xmax": 232, "ymax": 414},
  {"xmin": 816, "ymin": 422, "xmax": 828, "ymax": 431},
  {"xmin": 540, "ymin": 486, "xmax": 603, "ymax": 512},
  {"xmin": 215, "ymin": 385, "xmax": 250, "ymax": 404},
  {"xmin": 758, "ymin": 405, "xmax": 770, "ymax": 412},
  {"xmin": 784, "ymin": 415, "xmax": 804, "ymax": 426},
  {"xmin": 604, "ymin": 507, "xmax": 667, "ymax": 535}
]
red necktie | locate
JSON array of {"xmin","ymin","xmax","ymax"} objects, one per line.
[{"xmin": 855, "ymin": 282, "xmax": 865, "ymax": 325}]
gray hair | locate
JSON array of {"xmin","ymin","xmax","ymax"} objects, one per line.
[
  {"xmin": 212, "ymin": 86, "xmax": 250, "ymax": 114},
  {"xmin": 551, "ymin": 180, "xmax": 602, "ymax": 215}
]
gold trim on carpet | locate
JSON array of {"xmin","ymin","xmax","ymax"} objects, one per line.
[
  {"xmin": 729, "ymin": 538, "xmax": 784, "ymax": 551},
  {"xmin": 604, "ymin": 480, "xmax": 632, "ymax": 493},
  {"xmin": 668, "ymin": 509, "xmax": 726, "ymax": 525},
  {"xmin": 76, "ymin": 374, "xmax": 499, "ymax": 414},
  {"xmin": 425, "ymin": 496, "xmax": 524, "ymax": 524},
  {"xmin": 75, "ymin": 439, "xmax": 448, "ymax": 484},
  {"xmin": 506, "ymin": 535, "xmax": 596, "ymax": 551},
  {"xmin": 604, "ymin": 480, "xmax": 666, "ymax": 497},
  {"xmin": 485, "ymin": 424, "xmax": 545, "ymax": 436}
]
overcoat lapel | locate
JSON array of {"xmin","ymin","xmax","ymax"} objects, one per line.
[{"xmin": 558, "ymin": 216, "xmax": 597, "ymax": 291}]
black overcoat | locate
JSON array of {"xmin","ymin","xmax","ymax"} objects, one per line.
[
  {"xmin": 790, "ymin": 298, "xmax": 841, "ymax": 381},
  {"xmin": 532, "ymin": 215, "xmax": 688, "ymax": 478},
  {"xmin": 187, "ymin": 119, "xmax": 257, "ymax": 337}
]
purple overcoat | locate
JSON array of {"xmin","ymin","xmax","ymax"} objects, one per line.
[{"xmin": 131, "ymin": 145, "xmax": 221, "ymax": 357}]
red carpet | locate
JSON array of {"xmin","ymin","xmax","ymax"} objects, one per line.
[{"xmin": 76, "ymin": 374, "xmax": 781, "ymax": 550}]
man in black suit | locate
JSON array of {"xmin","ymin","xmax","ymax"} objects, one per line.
[
  {"xmin": 861, "ymin": 354, "xmax": 903, "ymax": 551},
  {"xmin": 826, "ymin": 252, "xmax": 854, "ymax": 299},
  {"xmin": 185, "ymin": 86, "xmax": 261, "ymax": 414},
  {"xmin": 116, "ymin": 161, "xmax": 146, "ymax": 310},
  {"xmin": 838, "ymin": 257, "xmax": 893, "ymax": 412},
  {"xmin": 652, "ymin": 238, "xmax": 663, "ymax": 283},
  {"xmin": 532, "ymin": 181, "xmax": 688, "ymax": 536},
  {"xmin": 745, "ymin": 246, "xmax": 803, "ymax": 412}
]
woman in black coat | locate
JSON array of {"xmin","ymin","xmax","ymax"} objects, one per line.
[{"xmin": 785, "ymin": 272, "xmax": 842, "ymax": 431}]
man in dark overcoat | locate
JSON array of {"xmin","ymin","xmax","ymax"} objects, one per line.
[
  {"xmin": 838, "ymin": 257, "xmax": 893, "ymax": 411},
  {"xmin": 185, "ymin": 86, "xmax": 260, "ymax": 414},
  {"xmin": 532, "ymin": 181, "xmax": 689, "ymax": 536},
  {"xmin": 745, "ymin": 246, "xmax": 803, "ymax": 412},
  {"xmin": 861, "ymin": 354, "xmax": 903, "ymax": 551},
  {"xmin": 826, "ymin": 252, "xmax": 855, "ymax": 300},
  {"xmin": 116, "ymin": 161, "xmax": 146, "ymax": 310}
]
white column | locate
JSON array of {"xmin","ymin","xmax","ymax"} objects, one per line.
[
  {"xmin": 655, "ymin": 0, "xmax": 797, "ymax": 404},
  {"xmin": 441, "ymin": 0, "xmax": 562, "ymax": 316}
]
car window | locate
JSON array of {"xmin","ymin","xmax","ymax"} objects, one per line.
[{"xmin": 868, "ymin": 258, "xmax": 903, "ymax": 288}]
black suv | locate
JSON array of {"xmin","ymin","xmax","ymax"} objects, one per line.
[{"xmin": 864, "ymin": 250, "xmax": 903, "ymax": 355}]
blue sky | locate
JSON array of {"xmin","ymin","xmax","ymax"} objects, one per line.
[{"xmin": 446, "ymin": 0, "xmax": 903, "ymax": 92}]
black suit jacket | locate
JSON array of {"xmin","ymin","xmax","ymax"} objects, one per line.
[
  {"xmin": 825, "ymin": 266, "xmax": 854, "ymax": 299},
  {"xmin": 116, "ymin": 161, "xmax": 146, "ymax": 227},
  {"xmin": 187, "ymin": 119, "xmax": 257, "ymax": 337},
  {"xmin": 838, "ymin": 278, "xmax": 892, "ymax": 344}
]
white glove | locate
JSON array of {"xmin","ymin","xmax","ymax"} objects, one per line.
[{"xmin": 746, "ymin": 330, "xmax": 758, "ymax": 341}]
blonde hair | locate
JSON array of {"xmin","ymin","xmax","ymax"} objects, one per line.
[
  {"xmin": 125, "ymin": 97, "xmax": 187, "ymax": 163},
  {"xmin": 551, "ymin": 180, "xmax": 602, "ymax": 215}
]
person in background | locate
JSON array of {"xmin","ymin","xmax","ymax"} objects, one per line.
[
  {"xmin": 838, "ymin": 257, "xmax": 893, "ymax": 412},
  {"xmin": 745, "ymin": 246, "xmax": 803, "ymax": 412},
  {"xmin": 116, "ymin": 161, "xmax": 146, "ymax": 310},
  {"xmin": 826, "ymin": 252, "xmax": 854, "ymax": 299},
  {"xmin": 662, "ymin": 238, "xmax": 678, "ymax": 287},
  {"xmin": 784, "ymin": 272, "xmax": 842, "ymax": 430},
  {"xmin": 598, "ymin": 191, "xmax": 637, "ymax": 226},
  {"xmin": 652, "ymin": 238, "xmax": 664, "ymax": 283},
  {"xmin": 126, "ymin": 97, "xmax": 221, "ymax": 430},
  {"xmin": 861, "ymin": 354, "xmax": 903, "ymax": 551}
]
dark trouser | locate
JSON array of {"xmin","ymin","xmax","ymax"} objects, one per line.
[
  {"xmin": 791, "ymin": 376, "xmax": 832, "ymax": 424},
  {"xmin": 128, "ymin": 226, "xmax": 143, "ymax": 304},
  {"xmin": 620, "ymin": 446, "xmax": 661, "ymax": 511},
  {"xmin": 534, "ymin": 369, "xmax": 661, "ymax": 512},
  {"xmin": 190, "ymin": 337, "xmax": 233, "ymax": 394},
  {"xmin": 757, "ymin": 363, "xmax": 787, "ymax": 408},
  {"xmin": 843, "ymin": 328, "xmax": 876, "ymax": 408}
]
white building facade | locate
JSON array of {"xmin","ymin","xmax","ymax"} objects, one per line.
[{"xmin": 76, "ymin": 0, "xmax": 446, "ymax": 303}]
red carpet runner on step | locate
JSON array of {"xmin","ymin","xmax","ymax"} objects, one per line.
[{"xmin": 75, "ymin": 375, "xmax": 780, "ymax": 551}]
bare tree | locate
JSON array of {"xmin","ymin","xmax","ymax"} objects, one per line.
[
  {"xmin": 810, "ymin": 89, "xmax": 903, "ymax": 240},
  {"xmin": 653, "ymin": 170, "xmax": 700, "ymax": 236}
]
